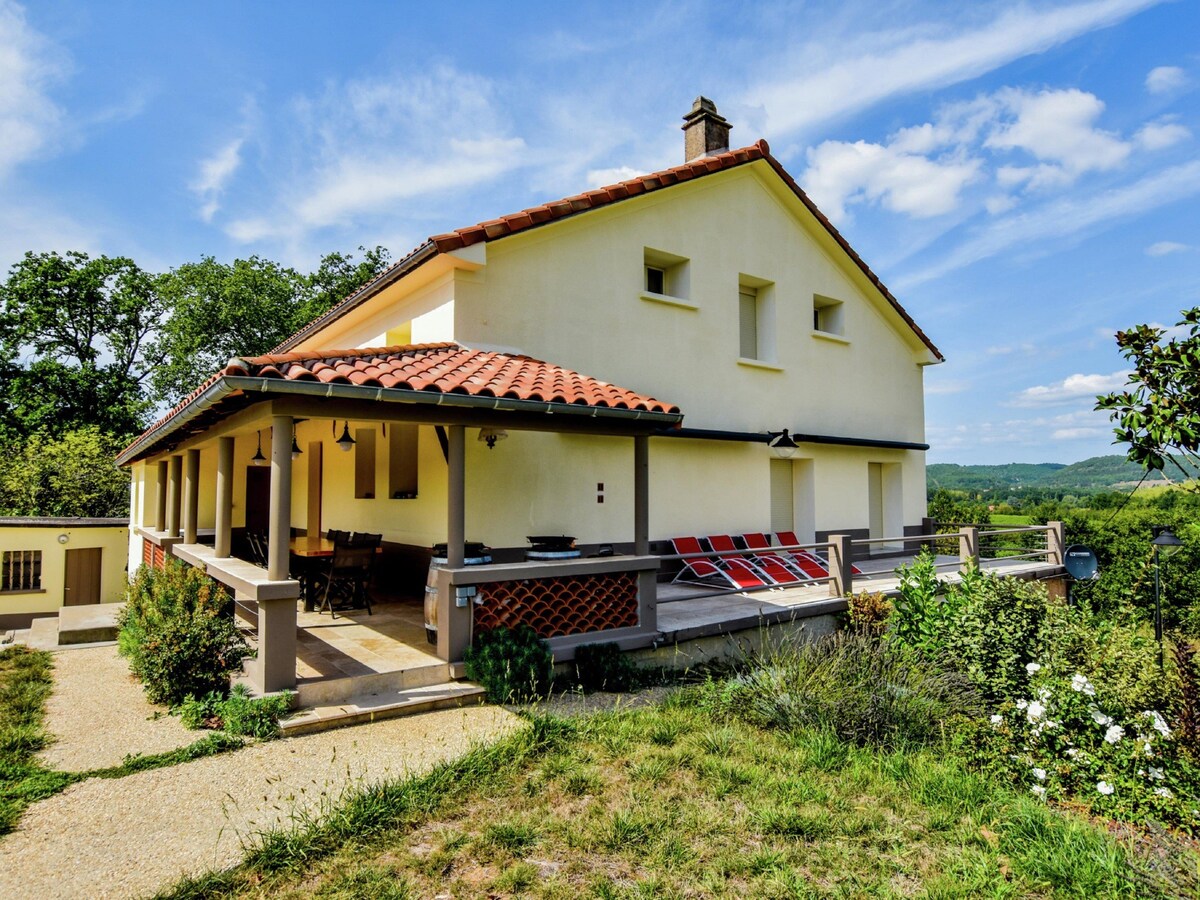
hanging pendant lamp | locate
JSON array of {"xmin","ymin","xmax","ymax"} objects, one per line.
[
  {"xmin": 336, "ymin": 421, "xmax": 356, "ymax": 452},
  {"xmin": 251, "ymin": 430, "xmax": 267, "ymax": 466}
]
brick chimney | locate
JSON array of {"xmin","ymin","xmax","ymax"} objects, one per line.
[{"xmin": 681, "ymin": 96, "xmax": 731, "ymax": 162}]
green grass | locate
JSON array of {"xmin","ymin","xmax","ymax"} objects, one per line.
[
  {"xmin": 988, "ymin": 513, "xmax": 1034, "ymax": 525},
  {"xmin": 0, "ymin": 645, "xmax": 244, "ymax": 834},
  {"xmin": 157, "ymin": 698, "xmax": 1184, "ymax": 899}
]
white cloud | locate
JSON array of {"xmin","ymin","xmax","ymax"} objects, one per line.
[
  {"xmin": 803, "ymin": 138, "xmax": 980, "ymax": 221},
  {"xmin": 899, "ymin": 159, "xmax": 1200, "ymax": 286},
  {"xmin": 224, "ymin": 66, "xmax": 527, "ymax": 243},
  {"xmin": 1013, "ymin": 371, "xmax": 1130, "ymax": 406},
  {"xmin": 744, "ymin": 0, "xmax": 1161, "ymax": 138},
  {"xmin": 1146, "ymin": 65, "xmax": 1187, "ymax": 94},
  {"xmin": 1135, "ymin": 119, "xmax": 1191, "ymax": 150},
  {"xmin": 191, "ymin": 138, "xmax": 244, "ymax": 222},
  {"xmin": 983, "ymin": 88, "xmax": 1130, "ymax": 186},
  {"xmin": 1146, "ymin": 240, "xmax": 1188, "ymax": 256},
  {"xmin": 586, "ymin": 166, "xmax": 641, "ymax": 188},
  {"xmin": 0, "ymin": 0, "xmax": 67, "ymax": 179}
]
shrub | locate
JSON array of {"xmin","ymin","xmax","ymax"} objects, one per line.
[
  {"xmin": 178, "ymin": 684, "xmax": 293, "ymax": 739},
  {"xmin": 976, "ymin": 665, "xmax": 1200, "ymax": 831},
  {"xmin": 573, "ymin": 642, "xmax": 637, "ymax": 692},
  {"xmin": 712, "ymin": 631, "xmax": 981, "ymax": 748},
  {"xmin": 464, "ymin": 625, "xmax": 554, "ymax": 703},
  {"xmin": 118, "ymin": 562, "xmax": 251, "ymax": 706},
  {"xmin": 847, "ymin": 590, "xmax": 891, "ymax": 634}
]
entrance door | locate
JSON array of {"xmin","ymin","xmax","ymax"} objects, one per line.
[
  {"xmin": 64, "ymin": 547, "xmax": 102, "ymax": 606},
  {"xmin": 769, "ymin": 459, "xmax": 794, "ymax": 534},
  {"xmin": 245, "ymin": 466, "xmax": 271, "ymax": 534}
]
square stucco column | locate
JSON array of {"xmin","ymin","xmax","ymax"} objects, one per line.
[
  {"xmin": 828, "ymin": 534, "xmax": 854, "ymax": 597},
  {"xmin": 437, "ymin": 425, "xmax": 471, "ymax": 663},
  {"xmin": 154, "ymin": 460, "xmax": 168, "ymax": 532},
  {"xmin": 268, "ymin": 416, "xmax": 293, "ymax": 581},
  {"xmin": 165, "ymin": 455, "xmax": 183, "ymax": 537},
  {"xmin": 214, "ymin": 437, "xmax": 234, "ymax": 558},
  {"xmin": 182, "ymin": 449, "xmax": 200, "ymax": 544},
  {"xmin": 258, "ymin": 416, "xmax": 297, "ymax": 694},
  {"xmin": 633, "ymin": 435, "xmax": 656, "ymax": 632}
]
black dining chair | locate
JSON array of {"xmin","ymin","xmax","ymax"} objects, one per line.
[{"xmin": 317, "ymin": 542, "xmax": 376, "ymax": 618}]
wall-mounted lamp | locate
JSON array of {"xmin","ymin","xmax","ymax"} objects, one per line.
[
  {"xmin": 57, "ymin": 533, "xmax": 69, "ymax": 545},
  {"xmin": 336, "ymin": 421, "xmax": 356, "ymax": 453},
  {"xmin": 478, "ymin": 427, "xmax": 508, "ymax": 450},
  {"xmin": 251, "ymin": 430, "xmax": 267, "ymax": 466},
  {"xmin": 767, "ymin": 429, "xmax": 798, "ymax": 459}
]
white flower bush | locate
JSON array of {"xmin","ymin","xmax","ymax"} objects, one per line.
[{"xmin": 982, "ymin": 664, "xmax": 1199, "ymax": 829}]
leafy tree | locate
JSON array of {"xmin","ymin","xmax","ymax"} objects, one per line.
[
  {"xmin": 0, "ymin": 426, "xmax": 130, "ymax": 517},
  {"xmin": 1096, "ymin": 308, "xmax": 1200, "ymax": 479},
  {"xmin": 150, "ymin": 246, "xmax": 389, "ymax": 406},
  {"xmin": 0, "ymin": 251, "xmax": 165, "ymax": 438}
]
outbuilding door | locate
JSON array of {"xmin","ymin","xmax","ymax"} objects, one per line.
[{"xmin": 64, "ymin": 547, "xmax": 102, "ymax": 606}]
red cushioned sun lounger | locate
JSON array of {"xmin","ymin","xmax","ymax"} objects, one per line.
[
  {"xmin": 670, "ymin": 536, "xmax": 771, "ymax": 590},
  {"xmin": 740, "ymin": 532, "xmax": 817, "ymax": 581},
  {"xmin": 775, "ymin": 531, "xmax": 864, "ymax": 576},
  {"xmin": 706, "ymin": 534, "xmax": 797, "ymax": 585}
]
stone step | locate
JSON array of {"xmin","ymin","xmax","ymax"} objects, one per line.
[
  {"xmin": 58, "ymin": 603, "xmax": 122, "ymax": 645},
  {"xmin": 280, "ymin": 681, "xmax": 488, "ymax": 736},
  {"xmin": 26, "ymin": 616, "xmax": 60, "ymax": 650},
  {"xmin": 293, "ymin": 660, "xmax": 452, "ymax": 707}
]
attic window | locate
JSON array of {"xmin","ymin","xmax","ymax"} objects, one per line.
[
  {"xmin": 813, "ymin": 294, "xmax": 845, "ymax": 337},
  {"xmin": 641, "ymin": 247, "xmax": 691, "ymax": 307},
  {"xmin": 738, "ymin": 275, "xmax": 776, "ymax": 364}
]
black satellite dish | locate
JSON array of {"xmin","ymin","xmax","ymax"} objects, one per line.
[{"xmin": 1064, "ymin": 545, "xmax": 1098, "ymax": 581}]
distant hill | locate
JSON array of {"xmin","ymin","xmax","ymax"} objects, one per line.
[{"xmin": 927, "ymin": 455, "xmax": 1200, "ymax": 494}]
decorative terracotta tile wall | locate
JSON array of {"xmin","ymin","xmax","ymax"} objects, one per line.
[
  {"xmin": 142, "ymin": 539, "xmax": 166, "ymax": 571},
  {"xmin": 473, "ymin": 571, "xmax": 639, "ymax": 638}
]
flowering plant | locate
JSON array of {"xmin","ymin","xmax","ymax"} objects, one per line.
[{"xmin": 982, "ymin": 665, "xmax": 1200, "ymax": 830}]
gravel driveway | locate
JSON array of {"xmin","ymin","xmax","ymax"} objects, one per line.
[{"xmin": 2, "ymin": 704, "xmax": 518, "ymax": 899}]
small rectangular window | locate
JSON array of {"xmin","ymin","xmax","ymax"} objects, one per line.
[
  {"xmin": 813, "ymin": 295, "xmax": 845, "ymax": 336},
  {"xmin": 739, "ymin": 288, "xmax": 759, "ymax": 359},
  {"xmin": 1, "ymin": 550, "xmax": 42, "ymax": 592},
  {"xmin": 642, "ymin": 247, "xmax": 689, "ymax": 300},
  {"xmin": 354, "ymin": 428, "xmax": 377, "ymax": 499},
  {"xmin": 388, "ymin": 424, "xmax": 419, "ymax": 499}
]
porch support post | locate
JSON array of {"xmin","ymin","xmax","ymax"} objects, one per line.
[
  {"xmin": 634, "ymin": 435, "xmax": 649, "ymax": 556},
  {"xmin": 166, "ymin": 455, "xmax": 182, "ymax": 537},
  {"xmin": 1046, "ymin": 521, "xmax": 1065, "ymax": 567},
  {"xmin": 438, "ymin": 425, "xmax": 471, "ymax": 663},
  {"xmin": 959, "ymin": 526, "xmax": 980, "ymax": 570},
  {"xmin": 182, "ymin": 449, "xmax": 200, "ymax": 544},
  {"xmin": 154, "ymin": 460, "xmax": 168, "ymax": 532},
  {"xmin": 215, "ymin": 437, "xmax": 234, "ymax": 558},
  {"xmin": 257, "ymin": 416, "xmax": 297, "ymax": 694},
  {"xmin": 268, "ymin": 416, "xmax": 293, "ymax": 580},
  {"xmin": 828, "ymin": 533, "xmax": 853, "ymax": 597}
]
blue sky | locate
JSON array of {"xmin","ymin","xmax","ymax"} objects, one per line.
[{"xmin": 1, "ymin": 0, "xmax": 1196, "ymax": 465}]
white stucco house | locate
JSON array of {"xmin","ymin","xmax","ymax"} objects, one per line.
[{"xmin": 118, "ymin": 98, "xmax": 943, "ymax": 695}]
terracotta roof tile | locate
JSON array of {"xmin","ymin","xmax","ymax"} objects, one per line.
[
  {"xmin": 119, "ymin": 342, "xmax": 683, "ymax": 464},
  {"xmin": 273, "ymin": 140, "xmax": 941, "ymax": 362}
]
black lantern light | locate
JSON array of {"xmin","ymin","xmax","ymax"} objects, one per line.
[{"xmin": 1152, "ymin": 526, "xmax": 1183, "ymax": 672}]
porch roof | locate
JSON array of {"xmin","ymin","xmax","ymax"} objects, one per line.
[{"xmin": 117, "ymin": 343, "xmax": 684, "ymax": 465}]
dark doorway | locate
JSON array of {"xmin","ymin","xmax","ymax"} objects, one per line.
[{"xmin": 245, "ymin": 466, "xmax": 271, "ymax": 535}]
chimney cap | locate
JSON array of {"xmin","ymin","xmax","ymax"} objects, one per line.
[{"xmin": 682, "ymin": 96, "xmax": 728, "ymax": 126}]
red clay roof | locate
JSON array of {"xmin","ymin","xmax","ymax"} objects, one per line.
[
  {"xmin": 225, "ymin": 343, "xmax": 681, "ymax": 413},
  {"xmin": 118, "ymin": 343, "xmax": 682, "ymax": 464},
  {"xmin": 274, "ymin": 140, "xmax": 942, "ymax": 361}
]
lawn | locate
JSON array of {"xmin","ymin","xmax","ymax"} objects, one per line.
[
  {"xmin": 988, "ymin": 514, "xmax": 1034, "ymax": 526},
  {"xmin": 161, "ymin": 698, "xmax": 1188, "ymax": 899}
]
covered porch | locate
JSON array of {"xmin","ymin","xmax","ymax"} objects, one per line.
[{"xmin": 121, "ymin": 345, "xmax": 682, "ymax": 698}]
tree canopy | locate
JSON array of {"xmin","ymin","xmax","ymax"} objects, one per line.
[
  {"xmin": 0, "ymin": 244, "xmax": 390, "ymax": 516},
  {"xmin": 1096, "ymin": 308, "xmax": 1200, "ymax": 479}
]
